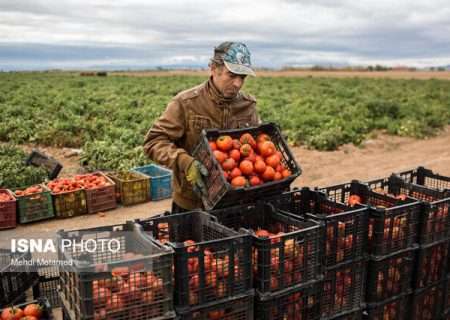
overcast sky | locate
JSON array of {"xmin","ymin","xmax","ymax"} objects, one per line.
[{"xmin": 1, "ymin": 0, "xmax": 450, "ymax": 70}]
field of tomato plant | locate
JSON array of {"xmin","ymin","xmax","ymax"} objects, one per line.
[{"xmin": 1, "ymin": 72, "xmax": 449, "ymax": 177}]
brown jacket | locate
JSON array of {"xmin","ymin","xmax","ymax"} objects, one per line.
[{"xmin": 144, "ymin": 77, "xmax": 259, "ymax": 209}]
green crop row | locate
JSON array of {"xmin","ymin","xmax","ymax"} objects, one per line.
[{"xmin": 1, "ymin": 72, "xmax": 449, "ymax": 175}]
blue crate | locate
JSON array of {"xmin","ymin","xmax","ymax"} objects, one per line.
[{"xmin": 132, "ymin": 164, "xmax": 172, "ymax": 200}]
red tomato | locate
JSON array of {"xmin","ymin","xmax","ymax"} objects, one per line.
[
  {"xmin": 216, "ymin": 135, "xmax": 233, "ymax": 151},
  {"xmin": 1, "ymin": 307, "xmax": 24, "ymax": 320}
]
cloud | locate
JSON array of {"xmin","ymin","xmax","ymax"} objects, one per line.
[{"xmin": 0, "ymin": 0, "xmax": 449, "ymax": 70}]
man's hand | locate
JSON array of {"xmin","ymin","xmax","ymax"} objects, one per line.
[{"xmin": 186, "ymin": 160, "xmax": 209, "ymax": 196}]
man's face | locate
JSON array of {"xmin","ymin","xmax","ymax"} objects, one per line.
[{"xmin": 211, "ymin": 65, "xmax": 247, "ymax": 98}]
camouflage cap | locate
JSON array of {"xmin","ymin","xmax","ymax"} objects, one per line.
[{"xmin": 213, "ymin": 42, "xmax": 256, "ymax": 76}]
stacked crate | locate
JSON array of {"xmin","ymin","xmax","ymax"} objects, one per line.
[
  {"xmin": 393, "ymin": 167, "xmax": 450, "ymax": 319},
  {"xmin": 136, "ymin": 211, "xmax": 254, "ymax": 319},
  {"xmin": 57, "ymin": 221, "xmax": 175, "ymax": 320},
  {"xmin": 266, "ymin": 187, "xmax": 368, "ymax": 320},
  {"xmin": 321, "ymin": 179, "xmax": 422, "ymax": 320},
  {"xmin": 211, "ymin": 200, "xmax": 323, "ymax": 320}
]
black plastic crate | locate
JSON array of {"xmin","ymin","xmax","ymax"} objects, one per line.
[
  {"xmin": 26, "ymin": 149, "xmax": 62, "ymax": 180},
  {"xmin": 136, "ymin": 211, "xmax": 252, "ymax": 311},
  {"xmin": 0, "ymin": 297, "xmax": 54, "ymax": 320},
  {"xmin": 57, "ymin": 221, "xmax": 175, "ymax": 320},
  {"xmin": 0, "ymin": 249, "xmax": 39, "ymax": 307},
  {"xmin": 192, "ymin": 123, "xmax": 301, "ymax": 210},
  {"xmin": 364, "ymin": 292, "xmax": 411, "ymax": 320},
  {"xmin": 365, "ymin": 246, "xmax": 416, "ymax": 303},
  {"xmin": 329, "ymin": 308, "xmax": 362, "ymax": 320},
  {"xmin": 176, "ymin": 291, "xmax": 254, "ymax": 320},
  {"xmin": 444, "ymin": 275, "xmax": 450, "ymax": 315},
  {"xmin": 320, "ymin": 180, "xmax": 421, "ymax": 256},
  {"xmin": 255, "ymin": 280, "xmax": 322, "ymax": 320},
  {"xmin": 32, "ymin": 253, "xmax": 61, "ymax": 308},
  {"xmin": 410, "ymin": 281, "xmax": 445, "ymax": 320},
  {"xmin": 376, "ymin": 174, "xmax": 450, "ymax": 245},
  {"xmin": 414, "ymin": 239, "xmax": 449, "ymax": 289},
  {"xmin": 321, "ymin": 259, "xmax": 366, "ymax": 319},
  {"xmin": 397, "ymin": 167, "xmax": 450, "ymax": 193},
  {"xmin": 266, "ymin": 188, "xmax": 368, "ymax": 267},
  {"xmin": 211, "ymin": 202, "xmax": 323, "ymax": 296}
]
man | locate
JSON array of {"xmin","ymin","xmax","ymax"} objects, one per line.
[{"xmin": 144, "ymin": 42, "xmax": 260, "ymax": 212}]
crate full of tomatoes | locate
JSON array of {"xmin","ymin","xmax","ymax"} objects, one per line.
[
  {"xmin": 136, "ymin": 211, "xmax": 252, "ymax": 311},
  {"xmin": 384, "ymin": 173, "xmax": 450, "ymax": 245},
  {"xmin": 211, "ymin": 202, "xmax": 323, "ymax": 296},
  {"xmin": 192, "ymin": 123, "xmax": 301, "ymax": 210},
  {"xmin": 0, "ymin": 189, "xmax": 16, "ymax": 229},
  {"xmin": 13, "ymin": 184, "xmax": 54, "ymax": 224},
  {"xmin": 57, "ymin": 221, "xmax": 175, "ymax": 320},
  {"xmin": 265, "ymin": 188, "xmax": 368, "ymax": 268},
  {"xmin": 46, "ymin": 178, "xmax": 87, "ymax": 218},
  {"xmin": 320, "ymin": 180, "xmax": 421, "ymax": 256},
  {"xmin": 74, "ymin": 172, "xmax": 117, "ymax": 214}
]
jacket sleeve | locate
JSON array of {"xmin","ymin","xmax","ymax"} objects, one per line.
[{"xmin": 143, "ymin": 99, "xmax": 194, "ymax": 174}]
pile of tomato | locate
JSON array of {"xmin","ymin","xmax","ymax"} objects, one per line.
[
  {"xmin": 46, "ymin": 174, "xmax": 111, "ymax": 194},
  {"xmin": 0, "ymin": 191, "xmax": 14, "ymax": 202},
  {"xmin": 1, "ymin": 302, "xmax": 45, "ymax": 320},
  {"xmin": 90, "ymin": 255, "xmax": 165, "ymax": 319},
  {"xmin": 14, "ymin": 185, "xmax": 44, "ymax": 197},
  {"xmin": 209, "ymin": 132, "xmax": 292, "ymax": 188},
  {"xmin": 253, "ymin": 229, "xmax": 305, "ymax": 291},
  {"xmin": 183, "ymin": 240, "xmax": 242, "ymax": 306}
]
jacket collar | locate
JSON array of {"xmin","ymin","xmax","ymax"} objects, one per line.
[{"xmin": 206, "ymin": 77, "xmax": 236, "ymax": 106}]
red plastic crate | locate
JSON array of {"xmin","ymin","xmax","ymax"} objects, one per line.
[
  {"xmin": 79, "ymin": 172, "xmax": 117, "ymax": 214},
  {"xmin": 0, "ymin": 189, "xmax": 16, "ymax": 229}
]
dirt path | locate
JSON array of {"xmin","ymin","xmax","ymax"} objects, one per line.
[{"xmin": 2, "ymin": 127, "xmax": 450, "ymax": 242}]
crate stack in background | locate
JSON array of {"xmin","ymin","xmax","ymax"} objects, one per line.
[
  {"xmin": 136, "ymin": 211, "xmax": 254, "ymax": 320},
  {"xmin": 392, "ymin": 167, "xmax": 450, "ymax": 320},
  {"xmin": 57, "ymin": 221, "xmax": 176, "ymax": 320},
  {"xmin": 265, "ymin": 188, "xmax": 368, "ymax": 320},
  {"xmin": 210, "ymin": 198, "xmax": 323, "ymax": 320},
  {"xmin": 321, "ymin": 179, "xmax": 422, "ymax": 320}
]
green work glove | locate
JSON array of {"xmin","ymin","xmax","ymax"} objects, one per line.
[{"xmin": 186, "ymin": 160, "xmax": 209, "ymax": 196}]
